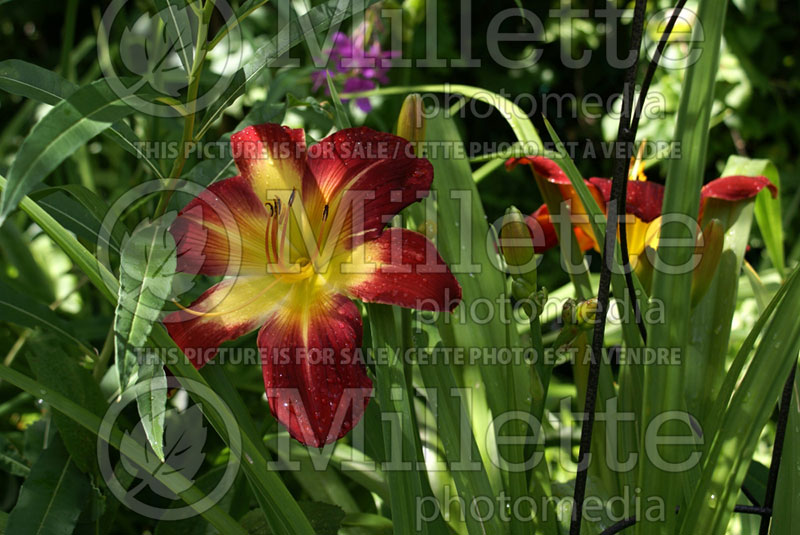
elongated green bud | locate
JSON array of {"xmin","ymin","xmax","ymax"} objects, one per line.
[
  {"xmin": 500, "ymin": 206, "xmax": 538, "ymax": 285},
  {"xmin": 396, "ymin": 93, "xmax": 426, "ymax": 155}
]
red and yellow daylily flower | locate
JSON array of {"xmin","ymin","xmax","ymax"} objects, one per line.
[
  {"xmin": 505, "ymin": 155, "xmax": 664, "ymax": 262},
  {"xmin": 164, "ymin": 123, "xmax": 462, "ymax": 446},
  {"xmin": 506, "ymin": 154, "xmax": 776, "ymax": 258},
  {"xmin": 506, "ymin": 154, "xmax": 777, "ymax": 301}
]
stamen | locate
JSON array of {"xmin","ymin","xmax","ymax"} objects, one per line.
[
  {"xmin": 276, "ymin": 196, "xmax": 281, "ymax": 216},
  {"xmin": 265, "ymin": 202, "xmax": 274, "ymax": 216},
  {"xmin": 288, "ymin": 188, "xmax": 296, "ymax": 207},
  {"xmin": 322, "ymin": 204, "xmax": 329, "ymax": 222}
]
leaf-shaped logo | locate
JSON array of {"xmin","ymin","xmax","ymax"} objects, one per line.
[
  {"xmin": 120, "ymin": 404, "xmax": 207, "ymax": 499},
  {"xmin": 118, "ymin": 8, "xmax": 194, "ymax": 97}
]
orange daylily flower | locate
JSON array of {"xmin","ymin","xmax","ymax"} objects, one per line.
[{"xmin": 165, "ymin": 124, "xmax": 461, "ymax": 446}]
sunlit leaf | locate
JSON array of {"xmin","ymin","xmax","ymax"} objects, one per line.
[
  {"xmin": 115, "ymin": 217, "xmax": 177, "ymax": 460},
  {"xmin": 0, "ymin": 79, "xmax": 141, "ymax": 224}
]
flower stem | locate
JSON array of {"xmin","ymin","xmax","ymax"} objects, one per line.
[{"xmin": 154, "ymin": 0, "xmax": 216, "ymax": 217}]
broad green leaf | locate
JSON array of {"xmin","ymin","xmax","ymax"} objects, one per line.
[
  {"xmin": 115, "ymin": 218, "xmax": 177, "ymax": 460},
  {"xmin": 25, "ymin": 336, "xmax": 108, "ymax": 475},
  {"xmin": 0, "ymin": 278, "xmax": 88, "ymax": 352},
  {"xmin": 5, "ymin": 437, "xmax": 91, "ymax": 535},
  {"xmin": 0, "ymin": 60, "xmax": 163, "ymax": 179},
  {"xmin": 0, "ymin": 79, "xmax": 140, "ymax": 224},
  {"xmin": 723, "ymin": 155, "xmax": 784, "ymax": 276},
  {"xmin": 639, "ymin": 1, "xmax": 730, "ymax": 532},
  {"xmin": 679, "ymin": 264, "xmax": 800, "ymax": 535},
  {"xmin": 0, "ymin": 59, "xmax": 77, "ymax": 104}
]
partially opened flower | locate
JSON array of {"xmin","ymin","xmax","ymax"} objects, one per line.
[
  {"xmin": 165, "ymin": 124, "xmax": 462, "ymax": 446},
  {"xmin": 507, "ymin": 155, "xmax": 777, "ymax": 300}
]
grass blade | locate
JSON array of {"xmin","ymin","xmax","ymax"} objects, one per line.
[{"xmin": 637, "ymin": 2, "xmax": 729, "ymax": 532}]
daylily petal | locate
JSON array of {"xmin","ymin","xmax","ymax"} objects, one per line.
[
  {"xmin": 171, "ymin": 175, "xmax": 269, "ymax": 276},
  {"xmin": 259, "ymin": 293, "xmax": 372, "ymax": 447},
  {"xmin": 306, "ymin": 127, "xmax": 433, "ymax": 249},
  {"xmin": 507, "ymin": 156, "xmax": 605, "ymax": 246},
  {"xmin": 700, "ymin": 175, "xmax": 777, "ymax": 202},
  {"xmin": 164, "ymin": 276, "xmax": 284, "ymax": 367},
  {"xmin": 505, "ymin": 155, "xmax": 571, "ymax": 185},
  {"xmin": 527, "ymin": 204, "xmax": 595, "ymax": 253},
  {"xmin": 587, "ymin": 177, "xmax": 664, "ymax": 223},
  {"xmin": 336, "ymin": 228, "xmax": 462, "ymax": 312},
  {"xmin": 231, "ymin": 123, "xmax": 318, "ymax": 205}
]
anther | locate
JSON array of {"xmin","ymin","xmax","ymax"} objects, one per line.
[
  {"xmin": 322, "ymin": 204, "xmax": 329, "ymax": 222},
  {"xmin": 288, "ymin": 188, "xmax": 296, "ymax": 207}
]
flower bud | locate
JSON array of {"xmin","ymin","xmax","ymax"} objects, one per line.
[
  {"xmin": 396, "ymin": 93, "xmax": 426, "ymax": 155},
  {"xmin": 691, "ymin": 218, "xmax": 724, "ymax": 307},
  {"xmin": 500, "ymin": 206, "xmax": 538, "ymax": 284},
  {"xmin": 563, "ymin": 298, "xmax": 599, "ymax": 330}
]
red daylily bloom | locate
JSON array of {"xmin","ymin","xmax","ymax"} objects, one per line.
[
  {"xmin": 700, "ymin": 175, "xmax": 777, "ymax": 202},
  {"xmin": 165, "ymin": 124, "xmax": 462, "ymax": 446},
  {"xmin": 506, "ymin": 156, "xmax": 776, "ymax": 257}
]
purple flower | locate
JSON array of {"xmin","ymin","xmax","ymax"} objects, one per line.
[
  {"xmin": 312, "ymin": 24, "xmax": 398, "ymax": 113},
  {"xmin": 343, "ymin": 77, "xmax": 376, "ymax": 112}
]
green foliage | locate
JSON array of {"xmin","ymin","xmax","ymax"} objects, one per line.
[{"xmin": 0, "ymin": 1, "xmax": 798, "ymax": 534}]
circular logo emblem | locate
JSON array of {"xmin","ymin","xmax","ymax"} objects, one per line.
[
  {"xmin": 97, "ymin": 377, "xmax": 242, "ymax": 520},
  {"xmin": 98, "ymin": 0, "xmax": 243, "ymax": 117}
]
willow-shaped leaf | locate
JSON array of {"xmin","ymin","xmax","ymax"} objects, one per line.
[
  {"xmin": 0, "ymin": 79, "xmax": 140, "ymax": 224},
  {"xmin": 114, "ymin": 217, "xmax": 177, "ymax": 460},
  {"xmin": 153, "ymin": 0, "xmax": 197, "ymax": 74},
  {"xmin": 0, "ymin": 60, "xmax": 163, "ymax": 179}
]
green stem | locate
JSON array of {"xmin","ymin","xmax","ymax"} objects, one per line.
[{"xmin": 154, "ymin": 0, "xmax": 215, "ymax": 217}]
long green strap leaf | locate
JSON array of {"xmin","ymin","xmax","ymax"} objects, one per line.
[
  {"xmin": 0, "ymin": 79, "xmax": 140, "ymax": 224},
  {"xmin": 638, "ymin": 2, "xmax": 729, "ymax": 532},
  {"xmin": 0, "ymin": 60, "xmax": 163, "ymax": 178},
  {"xmin": 679, "ymin": 264, "xmax": 800, "ymax": 535}
]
